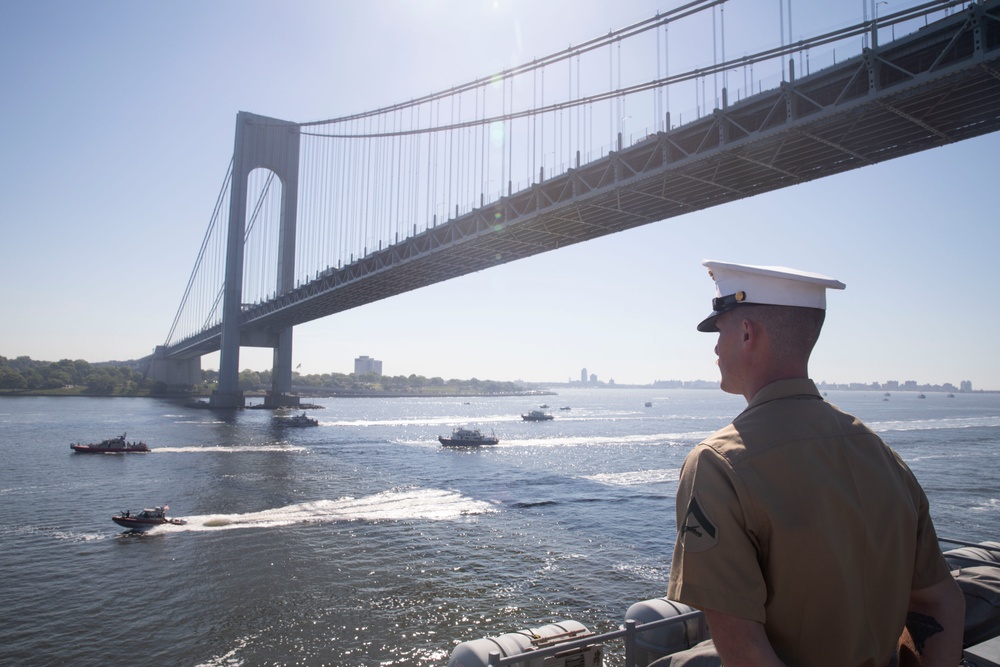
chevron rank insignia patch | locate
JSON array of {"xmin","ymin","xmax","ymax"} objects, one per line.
[{"xmin": 680, "ymin": 492, "xmax": 719, "ymax": 552}]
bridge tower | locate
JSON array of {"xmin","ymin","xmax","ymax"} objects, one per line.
[{"xmin": 211, "ymin": 111, "xmax": 301, "ymax": 409}]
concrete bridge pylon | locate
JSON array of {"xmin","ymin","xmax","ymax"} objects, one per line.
[{"xmin": 211, "ymin": 111, "xmax": 301, "ymax": 409}]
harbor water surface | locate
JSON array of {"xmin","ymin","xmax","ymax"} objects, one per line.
[{"xmin": 2, "ymin": 388, "xmax": 999, "ymax": 666}]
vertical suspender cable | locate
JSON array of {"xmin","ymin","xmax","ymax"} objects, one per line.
[
  {"xmin": 426, "ymin": 104, "xmax": 433, "ymax": 227},
  {"xmin": 657, "ymin": 22, "xmax": 662, "ymax": 128},
  {"xmin": 479, "ymin": 86, "xmax": 485, "ymax": 204},
  {"xmin": 347, "ymin": 120, "xmax": 356, "ymax": 260},
  {"xmin": 376, "ymin": 116, "xmax": 385, "ymax": 248},
  {"xmin": 780, "ymin": 0, "xmax": 787, "ymax": 75},
  {"xmin": 363, "ymin": 116, "xmax": 372, "ymax": 255},
  {"xmin": 483, "ymin": 86, "xmax": 493, "ymax": 201},
  {"xmin": 541, "ymin": 68, "xmax": 545, "ymax": 176},
  {"xmin": 532, "ymin": 68, "xmax": 537, "ymax": 183},
  {"xmin": 665, "ymin": 22, "xmax": 670, "ymax": 129},
  {"xmin": 326, "ymin": 129, "xmax": 333, "ymax": 268},
  {"xmin": 506, "ymin": 75, "xmax": 512, "ymax": 193},
  {"xmin": 371, "ymin": 121, "xmax": 379, "ymax": 252},
  {"xmin": 722, "ymin": 6, "xmax": 727, "ymax": 101},
  {"xmin": 416, "ymin": 106, "xmax": 423, "ymax": 231},
  {"xmin": 617, "ymin": 38, "xmax": 622, "ymax": 141},
  {"xmin": 713, "ymin": 5, "xmax": 718, "ymax": 108},
  {"xmin": 609, "ymin": 42, "xmax": 614, "ymax": 146},
  {"xmin": 350, "ymin": 120, "xmax": 357, "ymax": 262},
  {"xmin": 337, "ymin": 129, "xmax": 344, "ymax": 265},
  {"xmin": 577, "ymin": 53, "xmax": 582, "ymax": 159},
  {"xmin": 395, "ymin": 110, "xmax": 403, "ymax": 241},
  {"xmin": 787, "ymin": 0, "xmax": 794, "ymax": 78},
  {"xmin": 448, "ymin": 95, "xmax": 454, "ymax": 218},
  {"xmin": 304, "ymin": 136, "xmax": 313, "ymax": 282},
  {"xmin": 567, "ymin": 54, "xmax": 572, "ymax": 169},
  {"xmin": 501, "ymin": 78, "xmax": 507, "ymax": 194},
  {"xmin": 382, "ymin": 114, "xmax": 390, "ymax": 245},
  {"xmin": 457, "ymin": 95, "xmax": 463, "ymax": 215}
]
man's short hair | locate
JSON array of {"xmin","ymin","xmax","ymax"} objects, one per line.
[{"xmin": 740, "ymin": 304, "xmax": 826, "ymax": 362}]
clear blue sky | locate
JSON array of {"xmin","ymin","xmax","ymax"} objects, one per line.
[{"xmin": 2, "ymin": 1, "xmax": 998, "ymax": 389}]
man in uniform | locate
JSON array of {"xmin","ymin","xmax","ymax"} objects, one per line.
[{"xmin": 666, "ymin": 260, "xmax": 965, "ymax": 666}]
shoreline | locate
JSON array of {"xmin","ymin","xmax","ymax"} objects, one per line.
[{"xmin": 0, "ymin": 389, "xmax": 559, "ymax": 399}]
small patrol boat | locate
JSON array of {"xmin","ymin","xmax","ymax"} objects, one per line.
[
  {"xmin": 438, "ymin": 427, "xmax": 499, "ymax": 447},
  {"xmin": 521, "ymin": 410, "xmax": 554, "ymax": 421},
  {"xmin": 273, "ymin": 412, "xmax": 319, "ymax": 427},
  {"xmin": 112, "ymin": 506, "xmax": 186, "ymax": 531},
  {"xmin": 71, "ymin": 433, "xmax": 149, "ymax": 454}
]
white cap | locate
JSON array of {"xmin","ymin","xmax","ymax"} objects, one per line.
[{"xmin": 697, "ymin": 260, "xmax": 846, "ymax": 332}]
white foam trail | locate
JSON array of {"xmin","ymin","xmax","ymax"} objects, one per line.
[
  {"xmin": 868, "ymin": 416, "xmax": 1000, "ymax": 433},
  {"xmin": 584, "ymin": 468, "xmax": 681, "ymax": 487},
  {"xmin": 508, "ymin": 432, "xmax": 710, "ymax": 448},
  {"xmin": 323, "ymin": 414, "xmax": 523, "ymax": 427},
  {"xmin": 401, "ymin": 431, "xmax": 711, "ymax": 448},
  {"xmin": 971, "ymin": 498, "xmax": 1000, "ymax": 514},
  {"xmin": 194, "ymin": 632, "xmax": 260, "ymax": 667},
  {"xmin": 152, "ymin": 445, "xmax": 307, "ymax": 454},
  {"xmin": 154, "ymin": 488, "xmax": 496, "ymax": 533}
]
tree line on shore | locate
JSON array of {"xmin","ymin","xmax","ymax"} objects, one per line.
[
  {"xmin": 0, "ymin": 356, "xmax": 149, "ymax": 395},
  {"xmin": 0, "ymin": 356, "xmax": 523, "ymax": 396},
  {"xmin": 235, "ymin": 368, "xmax": 521, "ymax": 394}
]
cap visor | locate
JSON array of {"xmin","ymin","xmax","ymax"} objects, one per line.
[{"xmin": 697, "ymin": 312, "xmax": 719, "ymax": 333}]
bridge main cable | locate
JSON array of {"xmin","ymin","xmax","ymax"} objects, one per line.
[
  {"xmin": 298, "ymin": 0, "xmax": 970, "ymax": 139},
  {"xmin": 298, "ymin": 0, "xmax": 724, "ymax": 128}
]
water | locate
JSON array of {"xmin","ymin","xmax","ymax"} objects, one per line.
[{"xmin": 1, "ymin": 388, "xmax": 998, "ymax": 666}]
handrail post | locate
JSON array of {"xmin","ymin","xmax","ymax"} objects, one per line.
[
  {"xmin": 624, "ymin": 619, "xmax": 637, "ymax": 667},
  {"xmin": 488, "ymin": 650, "xmax": 501, "ymax": 666}
]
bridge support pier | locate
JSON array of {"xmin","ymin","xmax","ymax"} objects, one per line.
[
  {"xmin": 209, "ymin": 388, "xmax": 245, "ymax": 409},
  {"xmin": 148, "ymin": 346, "xmax": 201, "ymax": 386},
  {"xmin": 264, "ymin": 328, "xmax": 299, "ymax": 408},
  {"xmin": 263, "ymin": 392, "xmax": 300, "ymax": 409}
]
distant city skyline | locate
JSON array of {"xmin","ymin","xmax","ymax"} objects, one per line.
[{"xmin": 238, "ymin": 356, "xmax": 981, "ymax": 393}]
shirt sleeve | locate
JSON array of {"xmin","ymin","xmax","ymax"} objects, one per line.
[{"xmin": 668, "ymin": 444, "xmax": 768, "ymax": 622}]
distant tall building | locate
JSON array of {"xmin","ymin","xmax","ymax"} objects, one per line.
[
  {"xmin": 354, "ymin": 355, "xmax": 382, "ymax": 376},
  {"xmin": 961, "ymin": 380, "xmax": 973, "ymax": 392},
  {"xmin": 581, "ymin": 368, "xmax": 587, "ymax": 384},
  {"xmin": 590, "ymin": 373, "xmax": 598, "ymax": 384}
]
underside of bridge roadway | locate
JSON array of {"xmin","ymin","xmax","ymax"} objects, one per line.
[{"xmin": 162, "ymin": 1, "xmax": 1000, "ymax": 386}]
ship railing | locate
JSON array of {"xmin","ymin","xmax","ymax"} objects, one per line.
[
  {"xmin": 483, "ymin": 537, "xmax": 1000, "ymax": 666},
  {"xmin": 485, "ymin": 609, "xmax": 704, "ymax": 666}
]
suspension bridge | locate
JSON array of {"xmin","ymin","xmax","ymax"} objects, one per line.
[{"xmin": 146, "ymin": 0, "xmax": 1000, "ymax": 408}]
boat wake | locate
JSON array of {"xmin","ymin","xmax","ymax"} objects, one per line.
[
  {"xmin": 511, "ymin": 432, "xmax": 711, "ymax": 448},
  {"xmin": 402, "ymin": 432, "xmax": 711, "ymax": 448},
  {"xmin": 151, "ymin": 488, "xmax": 497, "ymax": 533},
  {"xmin": 151, "ymin": 445, "xmax": 308, "ymax": 454},
  {"xmin": 869, "ymin": 415, "xmax": 1000, "ymax": 433},
  {"xmin": 584, "ymin": 468, "xmax": 681, "ymax": 487},
  {"xmin": 324, "ymin": 414, "xmax": 524, "ymax": 427}
]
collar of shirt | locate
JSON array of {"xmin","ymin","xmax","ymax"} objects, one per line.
[{"xmin": 745, "ymin": 378, "xmax": 821, "ymax": 411}]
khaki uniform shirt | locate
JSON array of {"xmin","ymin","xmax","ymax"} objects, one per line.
[{"xmin": 667, "ymin": 379, "xmax": 951, "ymax": 667}]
